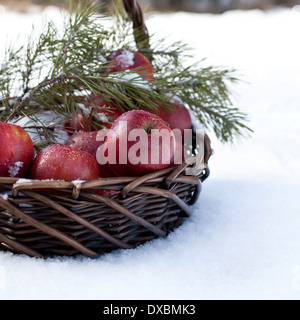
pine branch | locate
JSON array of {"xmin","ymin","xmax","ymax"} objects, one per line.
[
  {"xmin": 6, "ymin": 72, "xmax": 67, "ymax": 122},
  {"xmin": 0, "ymin": 0, "xmax": 252, "ymax": 146}
]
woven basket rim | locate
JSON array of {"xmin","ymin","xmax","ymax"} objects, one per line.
[{"xmin": 0, "ymin": 157, "xmax": 210, "ymax": 258}]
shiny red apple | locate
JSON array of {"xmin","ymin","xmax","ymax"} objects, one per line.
[
  {"xmin": 102, "ymin": 110, "xmax": 175, "ymax": 177},
  {"xmin": 0, "ymin": 121, "xmax": 34, "ymax": 178},
  {"xmin": 65, "ymin": 131, "xmax": 119, "ymax": 196},
  {"xmin": 66, "ymin": 131, "xmax": 101, "ymax": 158},
  {"xmin": 105, "ymin": 50, "xmax": 154, "ymax": 82},
  {"xmin": 30, "ymin": 144, "xmax": 100, "ymax": 182},
  {"xmin": 157, "ymin": 101, "xmax": 192, "ymax": 137},
  {"xmin": 66, "ymin": 131, "xmax": 115, "ymax": 178}
]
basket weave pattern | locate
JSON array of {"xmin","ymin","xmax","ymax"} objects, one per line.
[{"xmin": 0, "ymin": 154, "xmax": 210, "ymax": 258}]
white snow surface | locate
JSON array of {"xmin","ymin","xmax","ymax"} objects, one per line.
[{"xmin": 0, "ymin": 6, "xmax": 300, "ymax": 300}]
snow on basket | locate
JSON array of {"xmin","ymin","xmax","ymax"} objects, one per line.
[{"xmin": 0, "ymin": 0, "xmax": 249, "ymax": 258}]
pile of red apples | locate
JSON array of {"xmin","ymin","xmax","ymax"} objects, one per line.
[{"xmin": 0, "ymin": 50, "xmax": 193, "ymax": 191}]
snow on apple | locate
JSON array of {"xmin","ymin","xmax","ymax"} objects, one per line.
[
  {"xmin": 8, "ymin": 161, "xmax": 24, "ymax": 178},
  {"xmin": 114, "ymin": 50, "xmax": 135, "ymax": 67},
  {"xmin": 88, "ymin": 93, "xmax": 122, "ymax": 128},
  {"xmin": 105, "ymin": 50, "xmax": 154, "ymax": 82},
  {"xmin": 64, "ymin": 95, "xmax": 123, "ymax": 135}
]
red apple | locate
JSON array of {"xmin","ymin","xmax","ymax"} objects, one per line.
[
  {"xmin": 64, "ymin": 131, "xmax": 119, "ymax": 196},
  {"xmin": 66, "ymin": 131, "xmax": 101, "ymax": 158},
  {"xmin": 64, "ymin": 109, "xmax": 94, "ymax": 135},
  {"xmin": 65, "ymin": 131, "xmax": 115, "ymax": 178},
  {"xmin": 88, "ymin": 93, "xmax": 123, "ymax": 129},
  {"xmin": 30, "ymin": 144, "xmax": 100, "ymax": 182},
  {"xmin": 157, "ymin": 101, "xmax": 192, "ymax": 137},
  {"xmin": 64, "ymin": 96, "xmax": 124, "ymax": 136},
  {"xmin": 0, "ymin": 121, "xmax": 34, "ymax": 178},
  {"xmin": 105, "ymin": 50, "xmax": 154, "ymax": 82},
  {"xmin": 97, "ymin": 189, "xmax": 120, "ymax": 197},
  {"xmin": 102, "ymin": 110, "xmax": 175, "ymax": 177}
]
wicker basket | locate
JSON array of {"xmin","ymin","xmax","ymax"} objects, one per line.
[{"xmin": 0, "ymin": 0, "xmax": 213, "ymax": 259}]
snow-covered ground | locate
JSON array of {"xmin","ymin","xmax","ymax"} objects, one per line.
[{"xmin": 0, "ymin": 5, "xmax": 300, "ymax": 300}]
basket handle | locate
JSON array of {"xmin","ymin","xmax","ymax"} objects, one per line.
[{"xmin": 122, "ymin": 0, "xmax": 151, "ymax": 52}]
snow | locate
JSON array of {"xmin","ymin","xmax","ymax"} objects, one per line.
[
  {"xmin": 115, "ymin": 50, "xmax": 135, "ymax": 68},
  {"xmin": 0, "ymin": 6, "xmax": 300, "ymax": 300},
  {"xmin": 72, "ymin": 179, "xmax": 86, "ymax": 186},
  {"xmin": 16, "ymin": 178, "xmax": 34, "ymax": 184},
  {"xmin": 0, "ymin": 193, "xmax": 8, "ymax": 201},
  {"xmin": 94, "ymin": 111, "xmax": 109, "ymax": 123},
  {"xmin": 108, "ymin": 71, "xmax": 151, "ymax": 89},
  {"xmin": 8, "ymin": 161, "xmax": 23, "ymax": 177}
]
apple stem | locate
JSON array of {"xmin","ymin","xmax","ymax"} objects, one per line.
[{"xmin": 143, "ymin": 118, "xmax": 170, "ymax": 134}]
